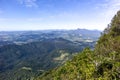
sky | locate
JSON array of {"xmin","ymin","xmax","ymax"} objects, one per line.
[{"xmin": 0, "ymin": 0, "xmax": 120, "ymax": 31}]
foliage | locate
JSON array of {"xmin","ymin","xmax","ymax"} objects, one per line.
[{"xmin": 0, "ymin": 38, "xmax": 85, "ymax": 80}]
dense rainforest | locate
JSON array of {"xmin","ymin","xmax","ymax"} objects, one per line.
[{"xmin": 35, "ymin": 11, "xmax": 120, "ymax": 80}]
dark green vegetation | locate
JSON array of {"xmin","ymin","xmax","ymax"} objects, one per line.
[
  {"xmin": 0, "ymin": 37, "xmax": 96, "ymax": 80},
  {"xmin": 36, "ymin": 11, "xmax": 120, "ymax": 80},
  {"xmin": 0, "ymin": 38, "xmax": 76, "ymax": 80},
  {"xmin": 0, "ymin": 29, "xmax": 100, "ymax": 80}
]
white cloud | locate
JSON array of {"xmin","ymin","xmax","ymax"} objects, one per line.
[
  {"xmin": 93, "ymin": 0, "xmax": 120, "ymax": 30},
  {"xmin": 18, "ymin": 0, "xmax": 38, "ymax": 8},
  {"xmin": 97, "ymin": 0, "xmax": 120, "ymax": 18},
  {"xmin": 109, "ymin": 0, "xmax": 120, "ymax": 13}
]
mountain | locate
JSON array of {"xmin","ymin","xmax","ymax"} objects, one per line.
[
  {"xmin": 0, "ymin": 29, "xmax": 100, "ymax": 46},
  {"xmin": 0, "ymin": 29, "xmax": 100, "ymax": 80},
  {"xmin": 35, "ymin": 11, "xmax": 120, "ymax": 80},
  {"xmin": 0, "ymin": 27, "xmax": 101, "ymax": 79},
  {"xmin": 0, "ymin": 37, "xmax": 97, "ymax": 80}
]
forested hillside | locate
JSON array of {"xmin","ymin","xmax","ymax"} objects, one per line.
[
  {"xmin": 36, "ymin": 11, "xmax": 120, "ymax": 80},
  {"xmin": 0, "ymin": 28, "xmax": 100, "ymax": 80},
  {"xmin": 0, "ymin": 38, "xmax": 92, "ymax": 80}
]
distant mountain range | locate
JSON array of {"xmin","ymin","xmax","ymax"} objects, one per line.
[
  {"xmin": 0, "ymin": 29, "xmax": 101, "ymax": 46},
  {"xmin": 0, "ymin": 29, "xmax": 101, "ymax": 80}
]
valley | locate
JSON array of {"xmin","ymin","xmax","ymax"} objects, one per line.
[{"xmin": 0, "ymin": 29, "xmax": 100, "ymax": 80}]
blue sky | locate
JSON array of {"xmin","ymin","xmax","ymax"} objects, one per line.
[{"xmin": 0, "ymin": 0, "xmax": 120, "ymax": 31}]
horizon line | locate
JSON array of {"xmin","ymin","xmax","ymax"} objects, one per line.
[{"xmin": 0, "ymin": 28, "xmax": 102, "ymax": 32}]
